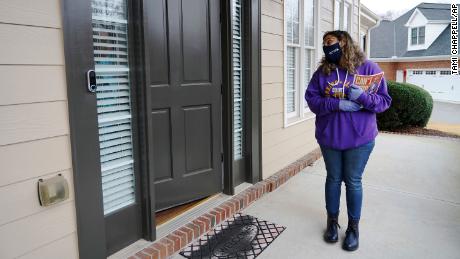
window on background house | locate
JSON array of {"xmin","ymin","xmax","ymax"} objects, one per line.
[
  {"xmin": 285, "ymin": 0, "xmax": 316, "ymax": 124},
  {"xmin": 411, "ymin": 28, "xmax": 417, "ymax": 45},
  {"xmin": 440, "ymin": 70, "xmax": 451, "ymax": 75},
  {"xmin": 361, "ymin": 33, "xmax": 367, "ymax": 52},
  {"xmin": 419, "ymin": 26, "xmax": 425, "ymax": 44},
  {"xmin": 411, "ymin": 26, "xmax": 425, "ymax": 45}
]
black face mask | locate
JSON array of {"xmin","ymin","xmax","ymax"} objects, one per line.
[{"xmin": 323, "ymin": 42, "xmax": 342, "ymax": 64}]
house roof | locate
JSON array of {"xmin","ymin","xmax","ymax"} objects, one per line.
[
  {"xmin": 369, "ymin": 3, "xmax": 452, "ymax": 59},
  {"xmin": 369, "ymin": 20, "xmax": 396, "ymax": 58},
  {"xmin": 417, "ymin": 3, "xmax": 451, "ymax": 20}
]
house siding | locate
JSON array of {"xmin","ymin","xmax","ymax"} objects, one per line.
[
  {"xmin": 321, "ymin": 0, "xmax": 334, "ymax": 34},
  {"xmin": 376, "ymin": 60, "xmax": 451, "ymax": 81},
  {"xmin": 261, "ymin": 0, "xmax": 318, "ymax": 179},
  {"xmin": 0, "ymin": 1, "xmax": 79, "ymax": 259}
]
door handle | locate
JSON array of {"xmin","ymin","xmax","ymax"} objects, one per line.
[{"xmin": 87, "ymin": 70, "xmax": 97, "ymax": 93}]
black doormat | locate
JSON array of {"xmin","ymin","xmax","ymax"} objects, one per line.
[{"xmin": 178, "ymin": 213, "xmax": 286, "ymax": 259}]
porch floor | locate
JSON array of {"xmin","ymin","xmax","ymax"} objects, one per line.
[{"xmin": 174, "ymin": 133, "xmax": 460, "ymax": 258}]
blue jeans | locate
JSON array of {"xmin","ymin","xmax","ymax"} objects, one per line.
[{"xmin": 320, "ymin": 140, "xmax": 375, "ymax": 220}]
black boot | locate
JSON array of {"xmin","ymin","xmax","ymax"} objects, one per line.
[
  {"xmin": 324, "ymin": 213, "xmax": 340, "ymax": 243},
  {"xmin": 342, "ymin": 219, "xmax": 359, "ymax": 251}
]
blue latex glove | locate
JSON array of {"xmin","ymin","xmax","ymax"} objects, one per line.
[
  {"xmin": 348, "ymin": 85, "xmax": 364, "ymax": 101},
  {"xmin": 339, "ymin": 100, "xmax": 361, "ymax": 112}
]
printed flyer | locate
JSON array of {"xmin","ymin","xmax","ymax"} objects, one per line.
[{"xmin": 353, "ymin": 72, "xmax": 384, "ymax": 94}]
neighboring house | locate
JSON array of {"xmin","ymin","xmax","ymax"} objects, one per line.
[
  {"xmin": 1, "ymin": 0, "xmax": 373, "ymax": 258},
  {"xmin": 370, "ymin": 3, "xmax": 460, "ymax": 102}
]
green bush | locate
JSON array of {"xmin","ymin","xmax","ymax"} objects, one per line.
[{"xmin": 377, "ymin": 80, "xmax": 433, "ymax": 131}]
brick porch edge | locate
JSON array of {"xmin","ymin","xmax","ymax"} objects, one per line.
[{"xmin": 130, "ymin": 148, "xmax": 322, "ymax": 259}]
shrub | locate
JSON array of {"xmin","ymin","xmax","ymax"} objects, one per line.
[{"xmin": 377, "ymin": 80, "xmax": 433, "ymax": 131}]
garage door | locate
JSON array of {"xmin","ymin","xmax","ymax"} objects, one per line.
[{"xmin": 406, "ymin": 69, "xmax": 460, "ymax": 102}]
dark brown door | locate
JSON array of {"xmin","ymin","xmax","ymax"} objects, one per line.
[{"xmin": 144, "ymin": 0, "xmax": 223, "ymax": 211}]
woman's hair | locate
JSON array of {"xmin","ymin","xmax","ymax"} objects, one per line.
[{"xmin": 319, "ymin": 30, "xmax": 365, "ymax": 75}]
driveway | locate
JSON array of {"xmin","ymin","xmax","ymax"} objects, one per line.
[
  {"xmin": 427, "ymin": 101, "xmax": 460, "ymax": 136},
  {"xmin": 241, "ymin": 133, "xmax": 460, "ymax": 259}
]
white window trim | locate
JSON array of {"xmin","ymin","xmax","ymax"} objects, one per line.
[{"xmin": 284, "ymin": 0, "xmax": 319, "ymax": 128}]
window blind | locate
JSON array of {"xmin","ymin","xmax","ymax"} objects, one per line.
[
  {"xmin": 304, "ymin": 49, "xmax": 313, "ymax": 109},
  {"xmin": 92, "ymin": 0, "xmax": 136, "ymax": 215},
  {"xmin": 286, "ymin": 47, "xmax": 297, "ymax": 113},
  {"xmin": 232, "ymin": 0, "xmax": 244, "ymax": 159}
]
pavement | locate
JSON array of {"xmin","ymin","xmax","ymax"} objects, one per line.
[
  {"xmin": 427, "ymin": 101, "xmax": 460, "ymax": 136},
  {"xmin": 239, "ymin": 133, "xmax": 460, "ymax": 259}
]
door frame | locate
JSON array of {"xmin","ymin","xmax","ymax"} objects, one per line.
[
  {"xmin": 62, "ymin": 0, "xmax": 261, "ymax": 258},
  {"xmin": 62, "ymin": 0, "xmax": 106, "ymax": 257}
]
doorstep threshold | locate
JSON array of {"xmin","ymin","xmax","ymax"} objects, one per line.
[{"xmin": 157, "ymin": 182, "xmax": 253, "ymax": 240}]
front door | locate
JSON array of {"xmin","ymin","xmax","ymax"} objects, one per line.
[{"xmin": 144, "ymin": 0, "xmax": 223, "ymax": 211}]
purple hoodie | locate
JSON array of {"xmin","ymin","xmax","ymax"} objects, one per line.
[{"xmin": 305, "ymin": 59, "xmax": 392, "ymax": 150}]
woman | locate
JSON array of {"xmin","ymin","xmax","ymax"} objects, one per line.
[{"xmin": 305, "ymin": 30, "xmax": 392, "ymax": 251}]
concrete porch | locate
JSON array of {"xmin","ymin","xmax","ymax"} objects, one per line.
[
  {"xmin": 233, "ymin": 133, "xmax": 460, "ymax": 259},
  {"xmin": 239, "ymin": 134, "xmax": 460, "ymax": 259}
]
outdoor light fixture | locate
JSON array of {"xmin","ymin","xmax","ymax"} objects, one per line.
[{"xmin": 37, "ymin": 174, "xmax": 69, "ymax": 207}]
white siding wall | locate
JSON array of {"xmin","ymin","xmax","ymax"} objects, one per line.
[
  {"xmin": 424, "ymin": 23, "xmax": 449, "ymax": 49},
  {"xmin": 261, "ymin": 0, "xmax": 317, "ymax": 179},
  {"xmin": 321, "ymin": 0, "xmax": 334, "ymax": 34},
  {"xmin": 0, "ymin": 1, "xmax": 79, "ymax": 258}
]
